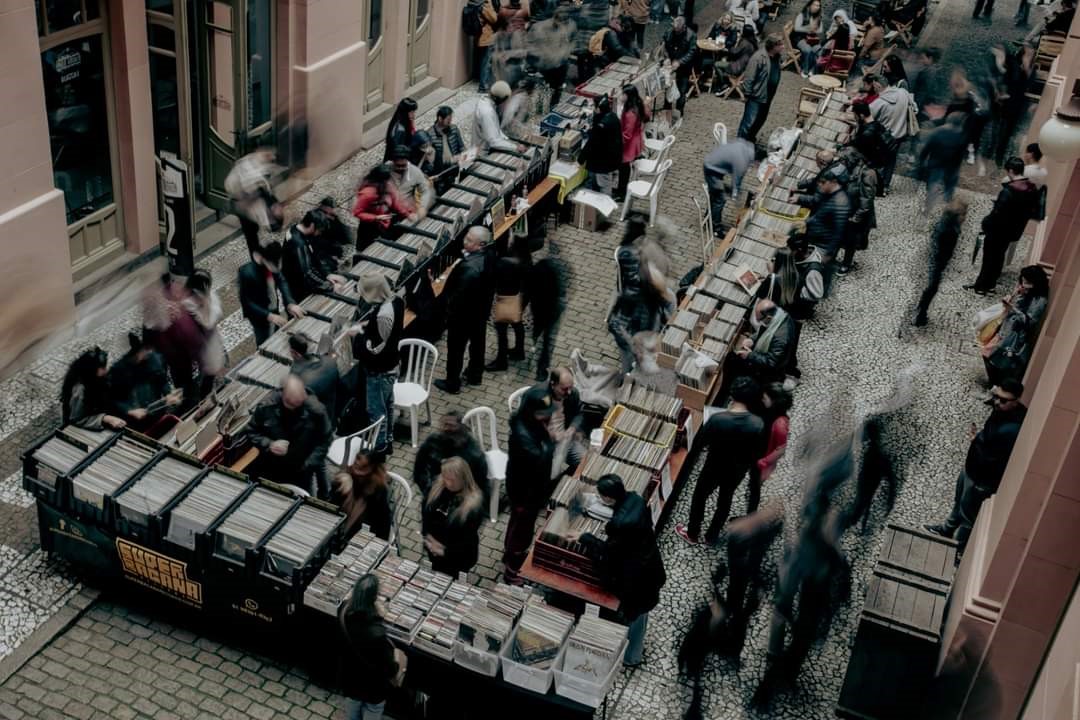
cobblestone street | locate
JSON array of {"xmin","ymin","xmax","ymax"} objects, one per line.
[{"xmin": 0, "ymin": 0, "xmax": 1044, "ymax": 717}]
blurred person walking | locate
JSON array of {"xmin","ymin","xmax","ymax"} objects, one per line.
[{"xmin": 913, "ymin": 199, "xmax": 969, "ymax": 326}]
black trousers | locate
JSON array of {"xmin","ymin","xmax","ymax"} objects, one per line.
[
  {"xmin": 974, "ymin": 233, "xmax": 1012, "ymax": 291},
  {"xmin": 916, "ymin": 235, "xmax": 959, "ymax": 319},
  {"xmin": 534, "ymin": 319, "xmax": 559, "ymax": 380},
  {"xmin": 541, "ymin": 65, "xmax": 568, "ymax": 107},
  {"xmin": 239, "ymin": 215, "xmax": 261, "ymax": 258},
  {"xmin": 973, "ymin": 0, "xmax": 994, "ymax": 16},
  {"xmin": 687, "ymin": 472, "xmax": 745, "ymax": 541},
  {"xmin": 444, "ymin": 320, "xmax": 487, "ymax": 388}
]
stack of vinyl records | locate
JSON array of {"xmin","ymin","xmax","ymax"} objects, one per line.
[
  {"xmin": 550, "ymin": 475, "xmax": 585, "ymax": 508},
  {"xmin": 609, "ymin": 406, "xmax": 676, "ymax": 446},
  {"xmin": 374, "ymin": 555, "xmax": 420, "ymax": 604},
  {"xmin": 670, "ymin": 309, "xmax": 699, "ymax": 333},
  {"xmin": 71, "ymin": 436, "xmax": 158, "ymax": 511},
  {"xmin": 302, "ymin": 528, "xmax": 389, "ymax": 615},
  {"xmin": 458, "ymin": 172, "xmax": 500, "ymax": 202},
  {"xmin": 700, "ymin": 337, "xmax": 729, "ymax": 359},
  {"xmin": 579, "ymin": 452, "xmax": 653, "ymax": 496},
  {"xmin": 262, "ymin": 503, "xmax": 344, "ymax": 581},
  {"xmin": 604, "ymin": 435, "xmax": 669, "ymax": 474},
  {"xmin": 458, "ymin": 585, "xmax": 528, "ymax": 653},
  {"xmin": 235, "ymin": 354, "xmax": 290, "ymax": 390},
  {"xmin": 165, "ymin": 471, "xmax": 250, "ymax": 550},
  {"xmin": 725, "ymin": 250, "xmax": 769, "ymax": 277},
  {"xmin": 357, "ymin": 242, "xmax": 410, "ymax": 271},
  {"xmin": 328, "ymin": 278, "xmax": 361, "ymax": 303},
  {"xmin": 299, "ymin": 294, "xmax": 355, "ymax": 322},
  {"xmin": 28, "ymin": 428, "xmax": 115, "ymax": 489},
  {"xmin": 540, "ymin": 507, "xmax": 607, "ymax": 551},
  {"xmin": 688, "ymin": 292, "xmax": 718, "ymax": 318},
  {"xmin": 260, "ymin": 316, "xmax": 332, "ymax": 363},
  {"xmin": 705, "ymin": 279, "xmax": 753, "ymax": 308},
  {"xmin": 703, "ymin": 316, "xmax": 738, "ymax": 346},
  {"xmin": 414, "ymin": 581, "xmax": 482, "ymax": 660},
  {"xmin": 212, "ymin": 486, "xmax": 295, "ymax": 564},
  {"xmin": 675, "ymin": 349, "xmax": 716, "ymax": 392},
  {"xmin": 616, "ymin": 379, "xmax": 682, "ymax": 422},
  {"xmin": 660, "ymin": 326, "xmax": 689, "ymax": 357},
  {"xmin": 114, "ymin": 455, "xmax": 202, "ymax": 527},
  {"xmin": 383, "ymin": 567, "xmax": 454, "ymax": 643},
  {"xmin": 510, "ymin": 598, "xmax": 575, "ymax": 668},
  {"xmin": 561, "ymin": 615, "xmax": 628, "ymax": 683}
]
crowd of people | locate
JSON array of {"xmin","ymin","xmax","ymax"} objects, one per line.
[{"xmin": 50, "ymin": 1, "xmax": 1068, "ymax": 719}]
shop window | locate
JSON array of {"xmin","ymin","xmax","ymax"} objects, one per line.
[
  {"xmin": 41, "ymin": 36, "xmax": 115, "ymax": 224},
  {"xmin": 368, "ymin": 0, "xmax": 383, "ymax": 44},
  {"xmin": 145, "ymin": 0, "xmax": 173, "ymax": 14},
  {"xmin": 416, "ymin": 0, "xmax": 429, "ymax": 27},
  {"xmin": 248, "ymin": 0, "xmax": 272, "ymax": 129},
  {"xmin": 148, "ymin": 51, "xmax": 181, "ymax": 157}
]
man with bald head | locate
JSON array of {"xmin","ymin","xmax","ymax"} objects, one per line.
[
  {"xmin": 247, "ymin": 373, "xmax": 333, "ymax": 496},
  {"xmin": 435, "ymin": 226, "xmax": 496, "ymax": 394}
]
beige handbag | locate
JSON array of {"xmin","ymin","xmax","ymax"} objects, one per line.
[{"xmin": 493, "ymin": 293, "xmax": 524, "ymax": 324}]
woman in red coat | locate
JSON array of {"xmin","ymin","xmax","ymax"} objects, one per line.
[
  {"xmin": 617, "ymin": 84, "xmax": 650, "ymax": 201},
  {"xmin": 352, "ymin": 164, "xmax": 417, "ymax": 250},
  {"xmin": 747, "ymin": 382, "xmax": 792, "ymax": 513}
]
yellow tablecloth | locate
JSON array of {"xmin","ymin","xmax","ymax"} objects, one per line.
[{"xmin": 549, "ymin": 164, "xmax": 588, "ymax": 204}]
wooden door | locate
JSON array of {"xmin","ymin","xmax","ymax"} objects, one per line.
[
  {"xmin": 364, "ymin": 0, "xmax": 386, "ymax": 112},
  {"xmin": 406, "ymin": 0, "xmax": 432, "ymax": 88}
]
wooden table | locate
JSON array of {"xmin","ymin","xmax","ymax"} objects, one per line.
[
  {"xmin": 230, "ymin": 446, "xmax": 259, "ymax": 472},
  {"xmin": 494, "ymin": 176, "xmax": 559, "ymax": 240},
  {"xmin": 808, "ymin": 73, "xmax": 843, "ymax": 90}
]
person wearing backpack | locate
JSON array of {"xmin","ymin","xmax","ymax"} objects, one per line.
[
  {"xmin": 464, "ymin": 0, "xmax": 500, "ymax": 93},
  {"xmin": 869, "ymin": 74, "xmax": 915, "ymax": 195},
  {"xmin": 965, "ymin": 157, "xmax": 1041, "ymax": 294},
  {"xmin": 848, "ymin": 103, "xmax": 894, "ymax": 194}
]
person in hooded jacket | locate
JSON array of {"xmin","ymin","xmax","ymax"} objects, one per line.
[
  {"xmin": 583, "ymin": 96, "xmax": 623, "ymax": 197},
  {"xmin": 869, "ymin": 74, "xmax": 915, "ymax": 194},
  {"xmin": 569, "ymin": 475, "xmax": 666, "ymax": 667},
  {"xmin": 502, "ymin": 385, "xmax": 558, "ymax": 583},
  {"xmin": 966, "ymin": 157, "xmax": 1040, "ymax": 294},
  {"xmin": 108, "ymin": 332, "xmax": 182, "ymax": 432}
]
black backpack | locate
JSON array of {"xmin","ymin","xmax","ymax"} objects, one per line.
[
  {"xmin": 462, "ymin": 2, "xmax": 483, "ymax": 36},
  {"xmin": 1031, "ymin": 184, "xmax": 1047, "ymax": 222}
]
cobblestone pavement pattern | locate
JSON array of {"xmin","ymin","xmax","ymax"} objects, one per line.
[{"xmin": 0, "ymin": 0, "xmax": 1039, "ymax": 716}]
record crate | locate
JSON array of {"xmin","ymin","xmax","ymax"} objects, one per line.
[
  {"xmin": 530, "ymin": 514, "xmax": 605, "ymax": 588},
  {"xmin": 206, "ymin": 480, "xmax": 300, "ymax": 582},
  {"xmin": 67, "ymin": 429, "xmax": 165, "ymax": 528},
  {"xmin": 257, "ymin": 497, "xmax": 347, "ymax": 608},
  {"xmin": 22, "ymin": 425, "xmax": 118, "ymax": 511},
  {"xmin": 160, "ymin": 466, "xmax": 255, "ymax": 575},
  {"xmin": 112, "ymin": 446, "xmax": 209, "ymax": 548}
]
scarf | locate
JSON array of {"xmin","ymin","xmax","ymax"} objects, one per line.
[{"xmin": 754, "ymin": 307, "xmax": 789, "ymax": 353}]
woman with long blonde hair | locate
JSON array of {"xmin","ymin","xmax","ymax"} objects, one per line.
[{"xmin": 421, "ymin": 456, "xmax": 485, "ymax": 575}]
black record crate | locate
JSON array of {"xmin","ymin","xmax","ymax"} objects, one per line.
[
  {"xmin": 206, "ymin": 480, "xmax": 299, "ymax": 580},
  {"xmin": 112, "ymin": 446, "xmax": 210, "ymax": 548},
  {"xmin": 257, "ymin": 497, "xmax": 346, "ymax": 607},
  {"xmin": 159, "ymin": 466, "xmax": 255, "ymax": 575},
  {"xmin": 21, "ymin": 426, "xmax": 118, "ymax": 511},
  {"xmin": 67, "ymin": 430, "xmax": 164, "ymax": 528}
]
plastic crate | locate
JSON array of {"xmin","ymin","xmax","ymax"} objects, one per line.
[
  {"xmin": 21, "ymin": 427, "xmax": 117, "ymax": 511},
  {"xmin": 552, "ymin": 637, "xmax": 628, "ymax": 708},
  {"xmin": 69, "ymin": 433, "xmax": 164, "ymax": 528},
  {"xmin": 258, "ymin": 499, "xmax": 346, "ymax": 605},
  {"xmin": 453, "ymin": 638, "xmax": 501, "ymax": 677},
  {"xmin": 499, "ymin": 624, "xmax": 567, "ymax": 694},
  {"xmin": 113, "ymin": 449, "xmax": 209, "ymax": 547},
  {"xmin": 160, "ymin": 467, "xmax": 254, "ymax": 573}
]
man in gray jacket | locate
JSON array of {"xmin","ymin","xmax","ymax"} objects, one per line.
[
  {"xmin": 737, "ymin": 35, "xmax": 784, "ymax": 143},
  {"xmin": 869, "ymin": 75, "xmax": 915, "ymax": 194}
]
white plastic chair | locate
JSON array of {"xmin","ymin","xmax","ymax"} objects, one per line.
[
  {"xmin": 692, "ymin": 195, "xmax": 716, "ymax": 266},
  {"xmin": 632, "ymin": 135, "xmax": 675, "ymax": 179},
  {"xmin": 327, "ymin": 416, "xmax": 385, "ymax": 468},
  {"xmin": 620, "ymin": 158, "xmax": 673, "ymax": 226},
  {"xmin": 508, "ymin": 385, "xmax": 531, "ymax": 416},
  {"xmin": 613, "ymin": 246, "xmax": 623, "ymax": 294},
  {"xmin": 462, "ymin": 406, "xmax": 509, "ymax": 522},
  {"xmin": 713, "ymin": 122, "xmax": 728, "ymax": 146},
  {"xmin": 394, "ymin": 339, "xmax": 437, "ymax": 448},
  {"xmin": 386, "ymin": 471, "xmax": 414, "ymax": 554}
]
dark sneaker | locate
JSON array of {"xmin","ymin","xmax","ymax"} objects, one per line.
[
  {"xmin": 434, "ymin": 379, "xmax": 461, "ymax": 395},
  {"xmin": 485, "ymin": 360, "xmax": 508, "ymax": 372},
  {"xmin": 508, "ymin": 350, "xmax": 526, "ymax": 361},
  {"xmin": 924, "ymin": 523, "xmax": 953, "ymax": 538},
  {"xmin": 913, "ymin": 313, "xmax": 928, "ymax": 327},
  {"xmin": 675, "ymin": 523, "xmax": 701, "ymax": 545}
]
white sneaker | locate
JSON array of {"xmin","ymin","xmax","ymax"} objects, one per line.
[
  {"xmin": 783, "ymin": 377, "xmax": 799, "ymax": 392},
  {"xmin": 966, "ymin": 148, "xmax": 976, "ymax": 165}
]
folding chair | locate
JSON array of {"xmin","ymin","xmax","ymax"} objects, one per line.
[
  {"xmin": 327, "ymin": 416, "xmax": 385, "ymax": 469},
  {"xmin": 823, "ymin": 50, "xmax": 856, "ymax": 81},
  {"xmin": 632, "ymin": 135, "xmax": 675, "ymax": 180},
  {"xmin": 713, "ymin": 122, "xmax": 728, "ymax": 146},
  {"xmin": 781, "ymin": 22, "xmax": 802, "ymax": 71}
]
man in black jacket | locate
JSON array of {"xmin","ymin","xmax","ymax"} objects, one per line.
[
  {"xmin": 798, "ymin": 165, "xmax": 851, "ymax": 265},
  {"xmin": 966, "ymin": 157, "xmax": 1040, "ymax": 294},
  {"xmin": 237, "ymin": 241, "xmax": 303, "ymax": 345},
  {"xmin": 247, "ymin": 374, "xmax": 332, "ymax": 495},
  {"xmin": 730, "ymin": 301, "xmax": 796, "ymax": 386},
  {"xmin": 282, "ymin": 211, "xmax": 345, "ymax": 302},
  {"xmin": 664, "ymin": 16, "xmax": 697, "ymax": 114},
  {"xmin": 435, "ymin": 227, "xmax": 496, "ymax": 394},
  {"xmin": 675, "ymin": 377, "xmax": 765, "ymax": 545},
  {"xmin": 837, "ymin": 147, "xmax": 877, "ymax": 275},
  {"xmin": 502, "ymin": 386, "xmax": 558, "ymax": 583},
  {"xmin": 926, "ymin": 379, "xmax": 1027, "ymax": 551},
  {"xmin": 288, "ymin": 332, "xmax": 341, "ymax": 425},
  {"xmin": 108, "ymin": 332, "xmax": 182, "ymax": 431},
  {"xmin": 918, "ymin": 113, "xmax": 968, "ymax": 215},
  {"xmin": 584, "ymin": 96, "xmax": 623, "ymax": 197}
]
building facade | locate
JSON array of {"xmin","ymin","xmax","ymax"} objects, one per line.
[{"xmin": 0, "ymin": 0, "xmax": 472, "ymax": 369}]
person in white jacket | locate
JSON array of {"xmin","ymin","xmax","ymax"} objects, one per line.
[
  {"xmin": 472, "ymin": 81, "xmax": 519, "ymax": 153},
  {"xmin": 869, "ymin": 74, "xmax": 915, "ymax": 194}
]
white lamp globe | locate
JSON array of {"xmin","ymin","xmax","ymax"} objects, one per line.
[{"xmin": 1039, "ymin": 96, "xmax": 1080, "ymax": 162}]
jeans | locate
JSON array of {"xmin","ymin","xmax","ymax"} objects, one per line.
[
  {"xmin": 364, "ymin": 369, "xmax": 397, "ymax": 452},
  {"xmin": 942, "ymin": 469, "xmax": 994, "ymax": 551},
  {"xmin": 588, "ymin": 170, "xmax": 618, "ymax": 197},
  {"xmin": 624, "ymin": 613, "xmax": 648, "ymax": 665},
  {"xmin": 345, "ymin": 699, "xmax": 386, "ymax": 720},
  {"xmin": 738, "ymin": 99, "xmax": 765, "ymax": 141},
  {"xmin": 534, "ymin": 318, "xmax": 559, "ymax": 381},
  {"xmin": 973, "ymin": 0, "xmax": 994, "ymax": 15},
  {"xmin": 797, "ymin": 40, "xmax": 820, "ymax": 74},
  {"xmin": 477, "ymin": 44, "xmax": 494, "ymax": 91}
]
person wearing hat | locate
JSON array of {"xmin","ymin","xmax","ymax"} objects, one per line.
[
  {"xmin": 237, "ymin": 240, "xmax": 304, "ymax": 345},
  {"xmin": 795, "ymin": 164, "xmax": 850, "ymax": 268},
  {"xmin": 351, "ymin": 273, "xmax": 405, "ymax": 454},
  {"xmin": 502, "ymin": 384, "xmax": 558, "ymax": 583},
  {"xmin": 289, "ymin": 332, "xmax": 341, "ymax": 426},
  {"xmin": 388, "ymin": 144, "xmax": 434, "ymax": 219},
  {"xmin": 472, "ymin": 81, "xmax": 519, "ymax": 154},
  {"xmin": 434, "ymin": 226, "xmax": 496, "ymax": 395},
  {"xmin": 107, "ymin": 332, "xmax": 182, "ymax": 431}
]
